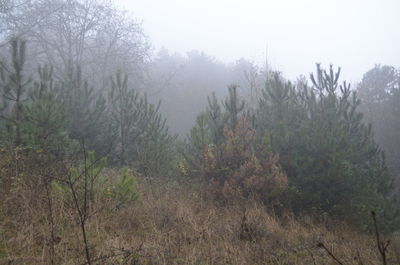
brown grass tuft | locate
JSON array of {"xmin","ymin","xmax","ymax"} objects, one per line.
[{"xmin": 1, "ymin": 163, "xmax": 398, "ymax": 264}]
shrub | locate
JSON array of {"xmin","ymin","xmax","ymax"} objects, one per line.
[
  {"xmin": 203, "ymin": 116, "xmax": 288, "ymax": 204},
  {"xmin": 106, "ymin": 166, "xmax": 139, "ymax": 208},
  {"xmin": 51, "ymin": 152, "xmax": 139, "ymax": 209}
]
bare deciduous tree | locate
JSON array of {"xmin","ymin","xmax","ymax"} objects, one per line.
[{"xmin": 0, "ymin": 0, "xmax": 150, "ymax": 88}]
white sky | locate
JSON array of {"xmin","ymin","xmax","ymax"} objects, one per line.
[{"xmin": 115, "ymin": 0, "xmax": 400, "ymax": 83}]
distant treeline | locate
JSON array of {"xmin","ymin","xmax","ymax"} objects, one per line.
[{"xmin": 0, "ymin": 0, "xmax": 399, "ymax": 231}]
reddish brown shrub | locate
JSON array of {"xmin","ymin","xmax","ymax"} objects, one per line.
[{"xmin": 202, "ymin": 116, "xmax": 287, "ymax": 204}]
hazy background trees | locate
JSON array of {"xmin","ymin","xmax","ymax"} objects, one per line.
[
  {"xmin": 0, "ymin": 0, "xmax": 398, "ymax": 231},
  {"xmin": 0, "ymin": 0, "xmax": 150, "ymax": 88},
  {"xmin": 147, "ymin": 49, "xmax": 269, "ymax": 135},
  {"xmin": 0, "ymin": 0, "xmax": 269, "ymax": 137},
  {"xmin": 357, "ymin": 65, "xmax": 400, "ymax": 194}
]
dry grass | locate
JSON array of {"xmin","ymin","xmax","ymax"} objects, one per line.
[{"xmin": 1, "ymin": 172, "xmax": 399, "ymax": 265}]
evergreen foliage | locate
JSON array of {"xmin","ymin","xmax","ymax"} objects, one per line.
[
  {"xmin": 184, "ymin": 85, "xmax": 287, "ymax": 204},
  {"xmin": 1, "ymin": 37, "xmax": 398, "ymax": 233},
  {"xmin": 52, "ymin": 152, "xmax": 139, "ymax": 209},
  {"xmin": 58, "ymin": 66, "xmax": 107, "ymax": 155},
  {"xmin": 23, "ymin": 65, "xmax": 72, "ymax": 155},
  {"xmin": 52, "ymin": 151, "xmax": 107, "ymax": 204},
  {"xmin": 223, "ymin": 85, "xmax": 245, "ymax": 129},
  {"xmin": 0, "ymin": 39, "xmax": 176, "ymax": 176},
  {"xmin": 357, "ymin": 65, "xmax": 400, "ymax": 190},
  {"xmin": 0, "ymin": 38, "xmax": 31, "ymax": 145},
  {"xmin": 107, "ymin": 71, "xmax": 176, "ymax": 176},
  {"xmin": 255, "ymin": 64, "xmax": 396, "ymax": 228},
  {"xmin": 107, "ymin": 166, "xmax": 139, "ymax": 208}
]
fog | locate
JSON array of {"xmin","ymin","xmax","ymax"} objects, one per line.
[
  {"xmin": 1, "ymin": 0, "xmax": 399, "ymax": 135},
  {"xmin": 116, "ymin": 0, "xmax": 400, "ymax": 83},
  {"xmin": 1, "ymin": 2, "xmax": 400, "ymax": 261}
]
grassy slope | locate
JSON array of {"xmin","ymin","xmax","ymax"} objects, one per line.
[{"xmin": 1, "ymin": 175, "xmax": 399, "ymax": 265}]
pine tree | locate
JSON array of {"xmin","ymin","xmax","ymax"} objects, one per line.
[
  {"xmin": 108, "ymin": 71, "xmax": 175, "ymax": 175},
  {"xmin": 181, "ymin": 112, "xmax": 212, "ymax": 174},
  {"xmin": 357, "ymin": 65, "xmax": 400, "ymax": 193},
  {"xmin": 0, "ymin": 38, "xmax": 31, "ymax": 146},
  {"xmin": 108, "ymin": 71, "xmax": 152, "ymax": 165},
  {"xmin": 223, "ymin": 84, "xmax": 244, "ymax": 129},
  {"xmin": 255, "ymin": 64, "xmax": 395, "ymax": 227},
  {"xmin": 58, "ymin": 66, "xmax": 107, "ymax": 154},
  {"xmin": 206, "ymin": 92, "xmax": 226, "ymax": 145},
  {"xmin": 134, "ymin": 108, "xmax": 176, "ymax": 176},
  {"xmin": 255, "ymin": 72, "xmax": 304, "ymax": 178},
  {"xmin": 184, "ymin": 85, "xmax": 287, "ymax": 204},
  {"xmin": 23, "ymin": 65, "xmax": 72, "ymax": 155}
]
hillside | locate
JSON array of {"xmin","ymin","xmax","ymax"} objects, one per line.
[{"xmin": 1, "ymin": 165, "xmax": 399, "ymax": 264}]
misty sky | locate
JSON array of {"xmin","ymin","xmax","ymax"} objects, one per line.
[{"xmin": 116, "ymin": 0, "xmax": 399, "ymax": 83}]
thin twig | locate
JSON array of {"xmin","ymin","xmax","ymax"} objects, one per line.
[
  {"xmin": 371, "ymin": 211, "xmax": 390, "ymax": 265},
  {"xmin": 44, "ymin": 173, "xmax": 55, "ymax": 265},
  {"xmin": 317, "ymin": 242, "xmax": 344, "ymax": 265}
]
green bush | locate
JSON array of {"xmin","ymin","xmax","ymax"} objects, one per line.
[
  {"xmin": 106, "ymin": 166, "xmax": 139, "ymax": 208},
  {"xmin": 52, "ymin": 154, "xmax": 139, "ymax": 210}
]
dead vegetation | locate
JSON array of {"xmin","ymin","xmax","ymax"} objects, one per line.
[{"xmin": 1, "ymin": 153, "xmax": 399, "ymax": 265}]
